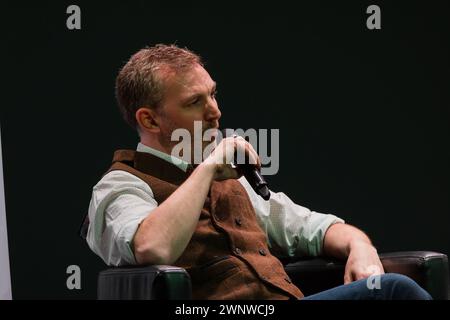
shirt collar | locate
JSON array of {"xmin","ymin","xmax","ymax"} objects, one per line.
[{"xmin": 136, "ymin": 142, "xmax": 190, "ymax": 172}]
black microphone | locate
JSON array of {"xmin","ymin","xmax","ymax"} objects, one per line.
[
  {"xmin": 220, "ymin": 129, "xmax": 271, "ymax": 201},
  {"xmin": 237, "ymin": 163, "xmax": 271, "ymax": 201}
]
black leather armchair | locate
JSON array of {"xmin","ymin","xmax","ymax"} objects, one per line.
[{"xmin": 97, "ymin": 251, "xmax": 449, "ymax": 300}]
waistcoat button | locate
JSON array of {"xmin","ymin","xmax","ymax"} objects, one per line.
[{"xmin": 259, "ymin": 248, "xmax": 267, "ymax": 256}]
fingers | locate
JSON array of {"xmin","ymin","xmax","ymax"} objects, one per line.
[
  {"xmin": 232, "ymin": 136, "xmax": 261, "ymax": 168},
  {"xmin": 212, "ymin": 136, "xmax": 259, "ymax": 165},
  {"xmin": 344, "ymin": 263, "xmax": 385, "ymax": 284},
  {"xmin": 206, "ymin": 135, "xmax": 261, "ymax": 181},
  {"xmin": 344, "ymin": 269, "xmax": 356, "ymax": 284},
  {"xmin": 344, "ymin": 274, "xmax": 352, "ymax": 285}
]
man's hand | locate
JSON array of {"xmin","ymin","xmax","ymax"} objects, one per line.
[
  {"xmin": 323, "ymin": 223, "xmax": 385, "ymax": 284},
  {"xmin": 204, "ymin": 136, "xmax": 261, "ymax": 181},
  {"xmin": 344, "ymin": 240, "xmax": 385, "ymax": 284}
]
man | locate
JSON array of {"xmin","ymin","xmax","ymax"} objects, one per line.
[{"xmin": 86, "ymin": 44, "xmax": 431, "ymax": 300}]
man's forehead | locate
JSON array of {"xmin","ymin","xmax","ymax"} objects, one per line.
[{"xmin": 165, "ymin": 65, "xmax": 215, "ymax": 94}]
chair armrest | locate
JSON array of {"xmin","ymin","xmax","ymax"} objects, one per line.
[
  {"xmin": 283, "ymin": 251, "xmax": 449, "ymax": 300},
  {"xmin": 379, "ymin": 251, "xmax": 449, "ymax": 300},
  {"xmin": 97, "ymin": 265, "xmax": 192, "ymax": 300}
]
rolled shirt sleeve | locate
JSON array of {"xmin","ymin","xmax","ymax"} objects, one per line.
[
  {"xmin": 86, "ymin": 170, "xmax": 158, "ymax": 266},
  {"xmin": 238, "ymin": 177, "xmax": 345, "ymax": 258}
]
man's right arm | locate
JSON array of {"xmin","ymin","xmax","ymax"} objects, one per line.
[{"xmin": 133, "ymin": 161, "xmax": 216, "ymax": 265}]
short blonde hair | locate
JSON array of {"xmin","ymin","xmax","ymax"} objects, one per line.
[{"xmin": 115, "ymin": 44, "xmax": 203, "ymax": 129}]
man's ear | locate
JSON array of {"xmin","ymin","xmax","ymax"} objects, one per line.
[{"xmin": 135, "ymin": 107, "xmax": 161, "ymax": 133}]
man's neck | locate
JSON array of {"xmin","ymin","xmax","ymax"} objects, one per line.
[
  {"xmin": 139, "ymin": 140, "xmax": 170, "ymax": 156},
  {"xmin": 137, "ymin": 140, "xmax": 190, "ymax": 172}
]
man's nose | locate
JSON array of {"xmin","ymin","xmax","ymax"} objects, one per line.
[{"xmin": 205, "ymin": 101, "xmax": 221, "ymax": 122}]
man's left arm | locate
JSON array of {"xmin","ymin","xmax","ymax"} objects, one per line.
[
  {"xmin": 323, "ymin": 223, "xmax": 384, "ymax": 284},
  {"xmin": 239, "ymin": 177, "xmax": 384, "ymax": 284}
]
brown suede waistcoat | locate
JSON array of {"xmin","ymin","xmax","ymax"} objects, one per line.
[{"xmin": 108, "ymin": 149, "xmax": 303, "ymax": 300}]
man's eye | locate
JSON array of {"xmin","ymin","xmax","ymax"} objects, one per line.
[
  {"xmin": 211, "ymin": 90, "xmax": 217, "ymax": 99},
  {"xmin": 190, "ymin": 97, "xmax": 200, "ymax": 105}
]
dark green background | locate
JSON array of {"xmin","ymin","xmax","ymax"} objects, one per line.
[{"xmin": 2, "ymin": 1, "xmax": 449, "ymax": 299}]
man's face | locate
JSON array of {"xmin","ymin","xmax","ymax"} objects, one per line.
[{"xmin": 157, "ymin": 64, "xmax": 222, "ymax": 159}]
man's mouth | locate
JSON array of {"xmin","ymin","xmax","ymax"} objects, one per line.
[{"xmin": 203, "ymin": 127, "xmax": 219, "ymax": 141}]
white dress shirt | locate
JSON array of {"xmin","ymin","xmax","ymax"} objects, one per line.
[{"xmin": 86, "ymin": 143, "xmax": 344, "ymax": 266}]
